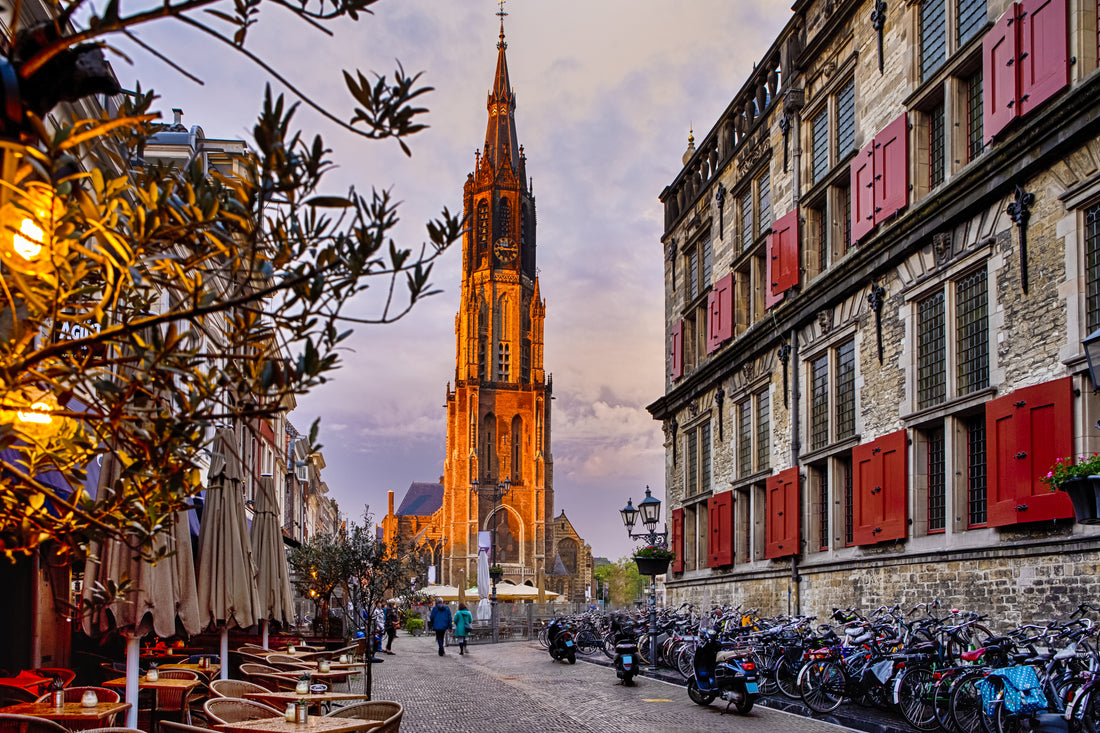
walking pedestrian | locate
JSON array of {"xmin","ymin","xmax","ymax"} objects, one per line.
[
  {"xmin": 454, "ymin": 602, "xmax": 473, "ymax": 655},
  {"xmin": 370, "ymin": 601, "xmax": 386, "ymax": 663},
  {"xmin": 383, "ymin": 600, "xmax": 399, "ymax": 654},
  {"xmin": 429, "ymin": 597, "xmax": 452, "ymax": 656}
]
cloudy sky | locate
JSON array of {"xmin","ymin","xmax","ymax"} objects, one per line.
[{"xmin": 119, "ymin": 1, "xmax": 794, "ymax": 561}]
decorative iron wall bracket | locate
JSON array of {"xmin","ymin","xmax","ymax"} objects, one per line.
[
  {"xmin": 715, "ymin": 183, "xmax": 726, "ymax": 238},
  {"xmin": 1006, "ymin": 185, "xmax": 1035, "ymax": 295},
  {"xmin": 871, "ymin": 2, "xmax": 888, "ymax": 75},
  {"xmin": 715, "ymin": 384, "xmax": 725, "ymax": 441},
  {"xmin": 777, "ymin": 341, "xmax": 792, "ymax": 408},
  {"xmin": 868, "ymin": 284, "xmax": 887, "ymax": 364},
  {"xmin": 779, "ymin": 115, "xmax": 791, "ymax": 172}
]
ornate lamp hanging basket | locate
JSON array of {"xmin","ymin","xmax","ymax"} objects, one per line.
[
  {"xmin": 634, "ymin": 555, "xmax": 670, "ymax": 577},
  {"xmin": 1058, "ymin": 476, "xmax": 1100, "ymax": 524}
]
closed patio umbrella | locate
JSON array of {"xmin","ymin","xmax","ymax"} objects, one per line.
[
  {"xmin": 196, "ymin": 428, "xmax": 260, "ymax": 679},
  {"xmin": 250, "ymin": 476, "xmax": 293, "ymax": 649},
  {"xmin": 82, "ymin": 454, "xmax": 201, "ymax": 728}
]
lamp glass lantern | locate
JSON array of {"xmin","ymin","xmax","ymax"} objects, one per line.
[
  {"xmin": 1084, "ymin": 328, "xmax": 1100, "ymax": 391},
  {"xmin": 619, "ymin": 499, "xmax": 638, "ymax": 531},
  {"xmin": 638, "ymin": 486, "xmax": 661, "ymax": 532}
]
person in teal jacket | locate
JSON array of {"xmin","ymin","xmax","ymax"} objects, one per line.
[{"xmin": 453, "ymin": 603, "xmax": 474, "ymax": 655}]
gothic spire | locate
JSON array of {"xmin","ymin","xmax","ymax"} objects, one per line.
[{"xmin": 484, "ymin": 2, "xmax": 520, "ymax": 173}]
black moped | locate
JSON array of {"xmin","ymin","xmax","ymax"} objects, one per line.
[
  {"xmin": 547, "ymin": 617, "xmax": 577, "ymax": 664},
  {"xmin": 687, "ymin": 626, "xmax": 759, "ymax": 715},
  {"xmin": 610, "ymin": 614, "xmax": 639, "ymax": 686}
]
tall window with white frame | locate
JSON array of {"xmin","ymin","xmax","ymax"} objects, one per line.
[{"xmin": 918, "ymin": 292, "xmax": 946, "ymax": 409}]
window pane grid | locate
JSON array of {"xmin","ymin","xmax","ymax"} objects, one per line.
[
  {"xmin": 927, "ymin": 427, "xmax": 946, "ymax": 533},
  {"xmin": 1086, "ymin": 204, "xmax": 1100, "ymax": 333},
  {"xmin": 758, "ymin": 172, "xmax": 772, "ymax": 233},
  {"xmin": 818, "ymin": 469, "xmax": 829, "ymax": 551},
  {"xmin": 957, "ymin": 0, "xmax": 987, "ymax": 46},
  {"xmin": 835, "ymin": 341, "xmax": 856, "ymax": 440},
  {"xmin": 921, "ymin": 0, "xmax": 947, "ymax": 80},
  {"xmin": 756, "ymin": 392, "xmax": 770, "ymax": 471},
  {"xmin": 741, "ymin": 190, "xmax": 753, "ymax": 250},
  {"xmin": 929, "ymin": 102, "xmax": 946, "ymax": 188},
  {"xmin": 843, "ymin": 458, "xmax": 853, "ymax": 546},
  {"xmin": 918, "ymin": 292, "xmax": 947, "ymax": 408},
  {"xmin": 687, "ymin": 430, "xmax": 698, "ymax": 496},
  {"xmin": 841, "ymin": 185, "xmax": 852, "ymax": 254},
  {"xmin": 837, "ymin": 79, "xmax": 856, "ymax": 155},
  {"xmin": 702, "ymin": 238, "xmax": 713, "ymax": 289},
  {"xmin": 811, "ymin": 355, "xmax": 830, "ymax": 450},
  {"xmin": 966, "ymin": 70, "xmax": 984, "ymax": 162},
  {"xmin": 700, "ymin": 422, "xmax": 712, "ymax": 494},
  {"xmin": 816, "ymin": 209, "xmax": 828, "ymax": 272},
  {"xmin": 738, "ymin": 400, "xmax": 752, "ymax": 478},
  {"xmin": 967, "ymin": 415, "xmax": 987, "ymax": 526},
  {"xmin": 956, "ymin": 269, "xmax": 989, "ymax": 395},
  {"xmin": 812, "ymin": 109, "xmax": 829, "ymax": 184}
]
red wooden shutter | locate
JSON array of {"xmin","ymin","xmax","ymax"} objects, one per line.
[
  {"xmin": 987, "ymin": 377, "xmax": 1075, "ymax": 526},
  {"xmin": 765, "ymin": 467, "xmax": 799, "ymax": 559},
  {"xmin": 984, "ymin": 4, "xmax": 1020, "ymax": 143},
  {"xmin": 851, "ymin": 140, "xmax": 876, "ymax": 244},
  {"xmin": 707, "ymin": 273, "xmax": 734, "ymax": 353},
  {"xmin": 707, "ymin": 491, "xmax": 734, "ymax": 567},
  {"xmin": 771, "ymin": 209, "xmax": 800, "ymax": 295},
  {"xmin": 670, "ymin": 507, "xmax": 684, "ymax": 573},
  {"xmin": 764, "ymin": 230, "xmax": 784, "ymax": 309},
  {"xmin": 852, "ymin": 429, "xmax": 909, "ymax": 545},
  {"xmin": 1018, "ymin": 0, "xmax": 1069, "ymax": 115},
  {"xmin": 873, "ymin": 114, "xmax": 909, "ymax": 224},
  {"xmin": 670, "ymin": 319, "xmax": 684, "ymax": 380}
]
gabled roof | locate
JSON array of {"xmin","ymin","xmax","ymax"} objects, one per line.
[
  {"xmin": 550, "ymin": 554, "xmax": 569, "ymax": 576},
  {"xmin": 395, "ymin": 482, "xmax": 444, "ymax": 517}
]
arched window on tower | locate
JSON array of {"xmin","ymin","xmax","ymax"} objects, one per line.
[
  {"xmin": 478, "ymin": 336, "xmax": 486, "ymax": 380},
  {"xmin": 477, "ymin": 200, "xmax": 489, "ymax": 261},
  {"xmin": 469, "ymin": 403, "xmax": 477, "ymax": 450},
  {"xmin": 497, "ymin": 197, "xmax": 511, "ymax": 239},
  {"xmin": 522, "ymin": 337, "xmax": 531, "ymax": 382},
  {"xmin": 481, "ymin": 413, "xmax": 495, "ymax": 482},
  {"xmin": 498, "ymin": 343, "xmax": 510, "ymax": 382},
  {"xmin": 511, "ymin": 415, "xmax": 522, "ymax": 484}
]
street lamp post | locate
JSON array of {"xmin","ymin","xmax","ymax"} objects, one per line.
[{"xmin": 620, "ymin": 486, "xmax": 668, "ymax": 669}]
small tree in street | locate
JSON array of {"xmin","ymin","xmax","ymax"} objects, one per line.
[
  {"xmin": 0, "ymin": 0, "xmax": 461, "ymax": 560},
  {"xmin": 593, "ymin": 557, "xmax": 645, "ymax": 609}
]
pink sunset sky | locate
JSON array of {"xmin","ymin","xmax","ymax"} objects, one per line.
[{"xmin": 116, "ymin": 0, "xmax": 795, "ymax": 561}]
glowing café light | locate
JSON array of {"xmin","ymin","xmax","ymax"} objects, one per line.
[
  {"xmin": 1, "ymin": 183, "xmax": 64, "ymax": 274},
  {"xmin": 17, "ymin": 401, "xmax": 53, "ymax": 425},
  {"xmin": 13, "ymin": 218, "xmax": 45, "ymax": 260}
]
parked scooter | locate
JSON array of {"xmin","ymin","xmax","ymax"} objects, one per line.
[
  {"xmin": 547, "ymin": 617, "xmax": 577, "ymax": 664},
  {"xmin": 610, "ymin": 614, "xmax": 639, "ymax": 686},
  {"xmin": 687, "ymin": 624, "xmax": 759, "ymax": 715}
]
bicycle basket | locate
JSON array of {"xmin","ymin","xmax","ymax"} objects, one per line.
[{"xmin": 976, "ymin": 666, "xmax": 1048, "ymax": 717}]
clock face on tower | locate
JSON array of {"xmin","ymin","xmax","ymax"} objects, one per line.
[{"xmin": 494, "ymin": 237, "xmax": 517, "ymax": 264}]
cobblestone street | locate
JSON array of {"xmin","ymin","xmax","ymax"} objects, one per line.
[{"xmin": 367, "ymin": 634, "xmax": 857, "ymax": 733}]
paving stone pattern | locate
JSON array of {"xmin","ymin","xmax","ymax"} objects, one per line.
[{"xmin": 367, "ymin": 634, "xmax": 857, "ymax": 733}]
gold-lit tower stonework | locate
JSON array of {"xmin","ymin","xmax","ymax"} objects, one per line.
[{"xmin": 439, "ymin": 19, "xmax": 553, "ymax": 587}]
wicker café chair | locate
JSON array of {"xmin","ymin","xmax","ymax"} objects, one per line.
[
  {"xmin": 237, "ymin": 664, "xmax": 280, "ymax": 677},
  {"xmin": 326, "ymin": 701, "xmax": 403, "ymax": 732},
  {"xmin": 34, "ymin": 687, "xmax": 121, "ymax": 704},
  {"xmin": 203, "ymin": 698, "xmax": 282, "ymax": 726},
  {"xmin": 0, "ymin": 713, "xmax": 70, "ymax": 733},
  {"xmin": 153, "ymin": 670, "xmax": 201, "ymax": 725},
  {"xmin": 245, "ymin": 674, "xmax": 298, "ymax": 693},
  {"xmin": 262, "ymin": 656, "xmax": 311, "ymax": 672},
  {"xmin": 160, "ymin": 722, "xmax": 213, "ymax": 733},
  {"xmin": 76, "ymin": 728, "xmax": 145, "ymax": 733},
  {"xmin": 0, "ymin": 684, "xmax": 37, "ymax": 707},
  {"xmin": 32, "ymin": 669, "xmax": 76, "ymax": 688},
  {"xmin": 208, "ymin": 680, "xmax": 268, "ymax": 699}
]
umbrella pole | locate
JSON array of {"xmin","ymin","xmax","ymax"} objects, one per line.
[
  {"xmin": 220, "ymin": 625, "xmax": 229, "ymax": 680},
  {"xmin": 125, "ymin": 633, "xmax": 140, "ymax": 729},
  {"xmin": 262, "ymin": 618, "xmax": 269, "ymax": 650}
]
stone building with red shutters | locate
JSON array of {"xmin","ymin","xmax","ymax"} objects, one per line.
[{"xmin": 648, "ymin": 0, "xmax": 1100, "ymax": 621}]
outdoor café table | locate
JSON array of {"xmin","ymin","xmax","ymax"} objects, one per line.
[
  {"xmin": 3, "ymin": 700, "xmax": 131, "ymax": 727},
  {"xmin": 241, "ymin": 691, "xmax": 372, "ymax": 714},
  {"xmin": 102, "ymin": 676, "xmax": 202, "ymax": 728},
  {"xmin": 214, "ymin": 715, "xmax": 381, "ymax": 733},
  {"xmin": 271, "ymin": 670, "xmax": 355, "ymax": 693}
]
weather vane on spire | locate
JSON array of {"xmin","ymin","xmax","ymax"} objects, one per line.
[{"xmin": 497, "ymin": 0, "xmax": 508, "ymax": 49}]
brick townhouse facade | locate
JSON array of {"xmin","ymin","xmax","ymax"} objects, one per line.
[{"xmin": 647, "ymin": 0, "xmax": 1100, "ymax": 625}]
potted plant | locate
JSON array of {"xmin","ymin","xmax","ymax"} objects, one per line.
[
  {"xmin": 633, "ymin": 545, "xmax": 674, "ymax": 576},
  {"xmin": 489, "ymin": 565, "xmax": 504, "ymax": 583},
  {"xmin": 404, "ymin": 616, "xmax": 425, "ymax": 636},
  {"xmin": 1043, "ymin": 454, "xmax": 1100, "ymax": 524}
]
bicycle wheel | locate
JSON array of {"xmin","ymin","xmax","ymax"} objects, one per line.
[
  {"xmin": 933, "ymin": 671, "xmax": 963, "ymax": 733},
  {"xmin": 753, "ymin": 649, "xmax": 779, "ymax": 696},
  {"xmin": 949, "ymin": 671, "xmax": 988, "ymax": 733},
  {"xmin": 636, "ymin": 634, "xmax": 652, "ymax": 665},
  {"xmin": 896, "ymin": 666, "xmax": 939, "ymax": 731},
  {"xmin": 774, "ymin": 655, "xmax": 802, "ymax": 699},
  {"xmin": 601, "ymin": 633, "xmax": 616, "ymax": 660},
  {"xmin": 946, "ymin": 624, "xmax": 995, "ymax": 662},
  {"xmin": 676, "ymin": 644, "xmax": 695, "ymax": 679},
  {"xmin": 799, "ymin": 660, "xmax": 847, "ymax": 713},
  {"xmin": 576, "ymin": 630, "xmax": 599, "ymax": 655},
  {"xmin": 538, "ymin": 626, "xmax": 549, "ymax": 649}
]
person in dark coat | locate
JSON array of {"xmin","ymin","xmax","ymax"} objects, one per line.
[
  {"xmin": 383, "ymin": 600, "xmax": 399, "ymax": 654},
  {"xmin": 429, "ymin": 598, "xmax": 452, "ymax": 656}
]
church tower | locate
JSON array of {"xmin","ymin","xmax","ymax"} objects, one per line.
[{"xmin": 440, "ymin": 14, "xmax": 553, "ymax": 589}]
